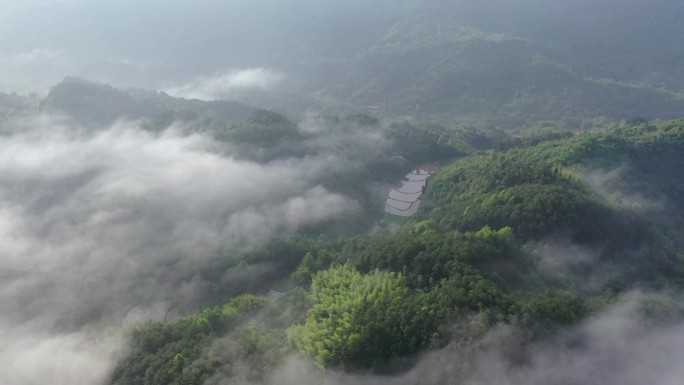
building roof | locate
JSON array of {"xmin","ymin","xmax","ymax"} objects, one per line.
[
  {"xmin": 384, "ymin": 163, "xmax": 439, "ymax": 217},
  {"xmin": 388, "ymin": 189, "xmax": 422, "ymax": 202},
  {"xmin": 384, "ymin": 201, "xmax": 421, "ymax": 217},
  {"xmin": 396, "ymin": 180, "xmax": 426, "ymax": 194}
]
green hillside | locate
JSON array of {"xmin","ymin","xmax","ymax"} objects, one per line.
[
  {"xmin": 309, "ymin": 19, "xmax": 684, "ymax": 122},
  {"xmin": 7, "ymin": 1, "xmax": 684, "ymax": 383},
  {"xmin": 109, "ymin": 118, "xmax": 684, "ymax": 383},
  {"xmin": 425, "ymin": 120, "xmax": 684, "ymax": 288}
]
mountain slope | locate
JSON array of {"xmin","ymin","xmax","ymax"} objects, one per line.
[
  {"xmin": 425, "ymin": 119, "xmax": 684, "ymax": 288},
  {"xmin": 309, "ymin": 15, "xmax": 684, "ymax": 122},
  {"xmin": 39, "ymin": 77, "xmax": 256, "ymax": 127}
]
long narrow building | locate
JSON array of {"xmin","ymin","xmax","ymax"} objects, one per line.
[{"xmin": 384, "ymin": 164, "xmax": 438, "ymax": 217}]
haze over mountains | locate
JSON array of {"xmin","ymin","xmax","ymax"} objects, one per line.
[
  {"xmin": 2, "ymin": 0, "xmax": 684, "ymax": 121},
  {"xmin": 2, "ymin": 1, "xmax": 684, "ymax": 385}
]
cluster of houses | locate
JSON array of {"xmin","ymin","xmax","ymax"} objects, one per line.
[{"xmin": 384, "ymin": 164, "xmax": 438, "ymax": 217}]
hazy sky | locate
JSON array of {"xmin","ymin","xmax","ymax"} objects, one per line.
[
  {"xmin": 1, "ymin": 0, "xmax": 682, "ymax": 94},
  {"xmin": 0, "ymin": 0, "xmax": 386, "ymax": 92}
]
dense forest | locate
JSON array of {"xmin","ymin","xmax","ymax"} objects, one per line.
[
  {"xmin": 97, "ymin": 113, "xmax": 683, "ymax": 384},
  {"xmin": 2, "ymin": 1, "xmax": 684, "ymax": 385}
]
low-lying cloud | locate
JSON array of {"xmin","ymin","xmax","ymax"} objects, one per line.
[
  {"xmin": 0, "ymin": 49, "xmax": 70, "ymax": 92},
  {"xmin": 0, "ymin": 323, "xmax": 118, "ymax": 385},
  {"xmin": 582, "ymin": 166, "xmax": 664, "ymax": 211},
  {"xmin": 247, "ymin": 292, "xmax": 684, "ymax": 385},
  {"xmin": 527, "ymin": 236, "xmax": 621, "ymax": 290},
  {"xmin": 0, "ymin": 116, "xmax": 358, "ymax": 384},
  {"xmin": 167, "ymin": 68, "xmax": 287, "ymax": 101}
]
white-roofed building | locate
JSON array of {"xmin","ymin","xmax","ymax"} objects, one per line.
[
  {"xmin": 388, "ymin": 189, "xmax": 421, "ymax": 202},
  {"xmin": 405, "ymin": 172, "xmax": 430, "ymax": 182},
  {"xmin": 386, "ymin": 198, "xmax": 414, "ymax": 211},
  {"xmin": 384, "ymin": 201, "xmax": 421, "ymax": 217},
  {"xmin": 396, "ymin": 180, "xmax": 426, "ymax": 194},
  {"xmin": 384, "ymin": 163, "xmax": 439, "ymax": 217}
]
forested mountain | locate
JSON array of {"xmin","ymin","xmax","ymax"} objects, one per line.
[
  {"xmin": 0, "ymin": 92, "xmax": 27, "ymax": 116},
  {"xmin": 39, "ymin": 77, "xmax": 256, "ymax": 127},
  {"xmin": 3, "ymin": 1, "xmax": 684, "ymax": 122},
  {"xmin": 107, "ymin": 117, "xmax": 684, "ymax": 384},
  {"xmin": 302, "ymin": 0, "xmax": 684, "ymax": 121},
  {"xmin": 2, "ymin": 1, "xmax": 684, "ymax": 385}
]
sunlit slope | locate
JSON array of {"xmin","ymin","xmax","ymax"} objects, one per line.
[
  {"xmin": 315, "ymin": 23, "xmax": 684, "ymax": 121},
  {"xmin": 425, "ymin": 120, "xmax": 684, "ymax": 287}
]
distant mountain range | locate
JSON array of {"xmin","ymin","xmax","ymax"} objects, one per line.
[
  {"xmin": 39, "ymin": 77, "xmax": 256, "ymax": 128},
  {"xmin": 3, "ymin": 0, "xmax": 684, "ymax": 124}
]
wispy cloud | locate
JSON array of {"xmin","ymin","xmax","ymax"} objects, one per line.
[
  {"xmin": 0, "ymin": 116, "xmax": 357, "ymax": 384},
  {"xmin": 167, "ymin": 68, "xmax": 287, "ymax": 101},
  {"xmin": 0, "ymin": 49, "xmax": 70, "ymax": 92},
  {"xmin": 244, "ymin": 292, "xmax": 684, "ymax": 385},
  {"xmin": 581, "ymin": 166, "xmax": 664, "ymax": 211}
]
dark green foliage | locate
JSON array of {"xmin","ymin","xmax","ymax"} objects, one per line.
[
  {"xmin": 110, "ymin": 119, "xmax": 684, "ymax": 380},
  {"xmin": 305, "ymin": 1, "xmax": 684, "ymax": 123},
  {"xmin": 333, "ymin": 222, "xmax": 517, "ymax": 290},
  {"xmin": 199, "ymin": 325, "xmax": 286, "ymax": 385},
  {"xmin": 212, "ymin": 110, "xmax": 304, "ymax": 161},
  {"xmin": 289, "ymin": 265, "xmax": 440, "ymax": 369},
  {"xmin": 428, "ymin": 266, "xmax": 517, "ymax": 326},
  {"xmin": 217, "ymin": 110, "xmax": 301, "ymax": 146},
  {"xmin": 426, "ymin": 120, "xmax": 684, "ymax": 289},
  {"xmin": 321, "ymin": 33, "xmax": 684, "ymax": 122},
  {"xmin": 285, "ymin": 222, "xmax": 524, "ymax": 364},
  {"xmin": 12, "ymin": 2, "xmax": 684, "ymax": 381},
  {"xmin": 201, "ymin": 235, "xmax": 338, "ymax": 306},
  {"xmin": 287, "ymin": 223, "xmax": 528, "ymax": 370},
  {"xmin": 427, "ymin": 122, "xmax": 680, "ymax": 239},
  {"xmin": 520, "ymin": 291, "xmax": 587, "ymax": 329},
  {"xmin": 291, "ymin": 251, "xmax": 335, "ymax": 286},
  {"xmin": 384, "ymin": 120, "xmax": 462, "ymax": 161},
  {"xmin": 110, "ymin": 295, "xmax": 268, "ymax": 385}
]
